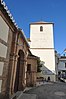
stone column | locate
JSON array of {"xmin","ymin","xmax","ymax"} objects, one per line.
[{"xmin": 9, "ymin": 31, "xmax": 18, "ymax": 95}]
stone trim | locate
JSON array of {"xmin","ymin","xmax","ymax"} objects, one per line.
[
  {"xmin": 0, "ymin": 38, "xmax": 7, "ymax": 46},
  {"xmin": 0, "ymin": 56, "xmax": 8, "ymax": 62},
  {"xmin": 0, "ymin": 10, "xmax": 16, "ymax": 32},
  {"xmin": 0, "ymin": 76, "xmax": 7, "ymax": 80},
  {"xmin": 0, "ymin": 10, "xmax": 14, "ymax": 31},
  {"xmin": 0, "ymin": 76, "xmax": 3, "ymax": 80},
  {"xmin": 27, "ymin": 56, "xmax": 38, "ymax": 60}
]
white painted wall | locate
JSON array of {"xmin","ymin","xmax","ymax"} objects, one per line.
[
  {"xmin": 30, "ymin": 23, "xmax": 55, "ymax": 81},
  {"xmin": 30, "ymin": 24, "xmax": 54, "ymax": 48},
  {"xmin": 43, "ymin": 74, "xmax": 56, "ymax": 82},
  {"xmin": 0, "ymin": 43, "xmax": 7, "ymax": 58},
  {"xmin": 0, "ymin": 62, "xmax": 4, "ymax": 75},
  {"xmin": 0, "ymin": 80, "xmax": 2, "ymax": 92},
  {"xmin": 0, "ymin": 16, "xmax": 9, "ymax": 42},
  {"xmin": 31, "ymin": 49, "xmax": 55, "ymax": 73}
]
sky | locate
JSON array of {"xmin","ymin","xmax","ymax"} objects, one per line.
[{"xmin": 4, "ymin": 0, "xmax": 66, "ymax": 54}]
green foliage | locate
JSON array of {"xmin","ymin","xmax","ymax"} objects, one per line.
[{"xmin": 37, "ymin": 59, "xmax": 43, "ymax": 72}]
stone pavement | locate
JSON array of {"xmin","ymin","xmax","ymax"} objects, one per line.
[
  {"xmin": 17, "ymin": 93, "xmax": 37, "ymax": 99},
  {"xmin": 24, "ymin": 82, "xmax": 66, "ymax": 99},
  {"xmin": 1, "ymin": 82, "xmax": 66, "ymax": 99},
  {"xmin": 0, "ymin": 93, "xmax": 9, "ymax": 99},
  {"xmin": 11, "ymin": 91, "xmax": 37, "ymax": 99}
]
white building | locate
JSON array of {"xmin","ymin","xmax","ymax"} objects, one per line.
[
  {"xmin": 29, "ymin": 21, "xmax": 56, "ymax": 81},
  {"xmin": 55, "ymin": 50, "xmax": 66, "ymax": 80},
  {"xmin": 58, "ymin": 56, "xmax": 66, "ymax": 79}
]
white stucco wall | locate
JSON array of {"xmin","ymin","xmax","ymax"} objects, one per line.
[
  {"xmin": 0, "ymin": 43, "xmax": 7, "ymax": 58},
  {"xmin": 30, "ymin": 24, "xmax": 54, "ymax": 48},
  {"xmin": 43, "ymin": 74, "xmax": 56, "ymax": 82},
  {"xmin": 0, "ymin": 62, "xmax": 4, "ymax": 75},
  {"xmin": 31, "ymin": 49, "xmax": 55, "ymax": 73},
  {"xmin": 0, "ymin": 16, "xmax": 9, "ymax": 42},
  {"xmin": 30, "ymin": 23, "xmax": 55, "ymax": 81},
  {"xmin": 0, "ymin": 80, "xmax": 2, "ymax": 92}
]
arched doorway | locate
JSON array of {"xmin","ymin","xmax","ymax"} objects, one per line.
[{"xmin": 14, "ymin": 50, "xmax": 24, "ymax": 92}]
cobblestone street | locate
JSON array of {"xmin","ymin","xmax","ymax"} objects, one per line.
[{"xmin": 24, "ymin": 82, "xmax": 66, "ymax": 99}]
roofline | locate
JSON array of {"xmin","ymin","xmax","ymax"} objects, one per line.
[
  {"xmin": 27, "ymin": 55, "xmax": 39, "ymax": 60},
  {"xmin": 60, "ymin": 56, "xmax": 66, "ymax": 58},
  {"xmin": 0, "ymin": 0, "xmax": 18, "ymax": 29},
  {"xmin": 30, "ymin": 22, "xmax": 54, "ymax": 25},
  {"xmin": 18, "ymin": 29, "xmax": 30, "ymax": 48},
  {"xmin": 28, "ymin": 49, "xmax": 40, "ymax": 58},
  {"xmin": 0, "ymin": 1, "xmax": 29, "ymax": 48},
  {"xmin": 27, "ymin": 38, "xmax": 31, "ymax": 42}
]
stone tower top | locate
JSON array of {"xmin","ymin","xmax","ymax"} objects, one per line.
[{"xmin": 30, "ymin": 21, "xmax": 54, "ymax": 49}]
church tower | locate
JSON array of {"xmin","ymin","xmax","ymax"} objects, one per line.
[{"xmin": 29, "ymin": 21, "xmax": 56, "ymax": 81}]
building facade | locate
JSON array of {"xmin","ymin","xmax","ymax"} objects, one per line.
[
  {"xmin": 55, "ymin": 51, "xmax": 66, "ymax": 81},
  {"xmin": 0, "ymin": 1, "xmax": 29, "ymax": 95},
  {"xmin": 0, "ymin": 0, "xmax": 16, "ymax": 94},
  {"xmin": 29, "ymin": 21, "xmax": 56, "ymax": 81},
  {"xmin": 27, "ymin": 50, "xmax": 38, "ymax": 87},
  {"xmin": 58, "ymin": 56, "xmax": 66, "ymax": 79},
  {"xmin": 0, "ymin": 1, "xmax": 38, "ymax": 96}
]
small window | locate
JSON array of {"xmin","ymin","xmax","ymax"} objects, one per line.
[
  {"xmin": 40, "ymin": 26, "xmax": 43, "ymax": 31},
  {"xmin": 27, "ymin": 64, "xmax": 31, "ymax": 72},
  {"xmin": 65, "ymin": 63, "xmax": 66, "ymax": 68}
]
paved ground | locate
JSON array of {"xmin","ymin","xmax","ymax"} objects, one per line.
[
  {"xmin": 1, "ymin": 82, "xmax": 66, "ymax": 99},
  {"xmin": 24, "ymin": 82, "xmax": 66, "ymax": 99},
  {"xmin": 0, "ymin": 93, "xmax": 9, "ymax": 99}
]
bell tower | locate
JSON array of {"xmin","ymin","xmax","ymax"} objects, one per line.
[{"xmin": 29, "ymin": 21, "xmax": 56, "ymax": 81}]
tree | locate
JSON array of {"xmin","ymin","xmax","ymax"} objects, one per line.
[{"xmin": 37, "ymin": 59, "xmax": 43, "ymax": 72}]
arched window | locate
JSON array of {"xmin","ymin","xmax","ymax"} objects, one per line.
[{"xmin": 40, "ymin": 26, "xmax": 43, "ymax": 31}]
